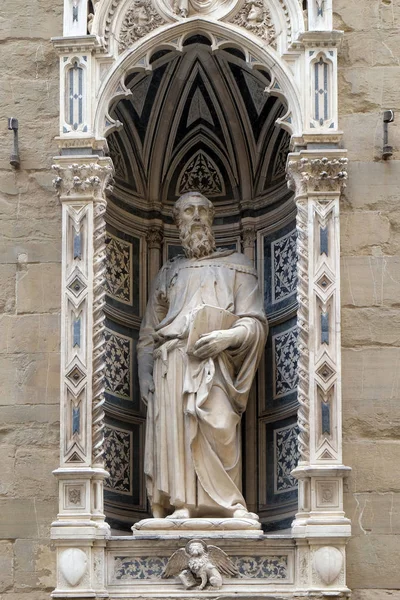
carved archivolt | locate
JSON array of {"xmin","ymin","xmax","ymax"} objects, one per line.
[{"xmin": 92, "ymin": 0, "xmax": 303, "ymax": 55}]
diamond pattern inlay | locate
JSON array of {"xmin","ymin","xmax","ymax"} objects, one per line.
[
  {"xmin": 68, "ymin": 275, "xmax": 86, "ymax": 297},
  {"xmin": 66, "ymin": 364, "xmax": 86, "ymax": 386}
]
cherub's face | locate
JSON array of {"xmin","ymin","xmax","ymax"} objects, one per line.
[
  {"xmin": 188, "ymin": 542, "xmax": 204, "ymax": 556},
  {"xmin": 248, "ymin": 4, "xmax": 262, "ymax": 22},
  {"xmin": 135, "ymin": 5, "xmax": 149, "ymax": 25}
]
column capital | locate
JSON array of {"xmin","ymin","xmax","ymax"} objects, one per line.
[
  {"xmin": 287, "ymin": 151, "xmax": 348, "ymax": 197},
  {"xmin": 52, "ymin": 157, "xmax": 114, "ymax": 201},
  {"xmin": 242, "ymin": 226, "xmax": 256, "ymax": 249},
  {"xmin": 146, "ymin": 226, "xmax": 163, "ymax": 250}
]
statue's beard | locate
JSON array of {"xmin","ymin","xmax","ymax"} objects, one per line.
[{"xmin": 180, "ymin": 222, "xmax": 216, "ymax": 259}]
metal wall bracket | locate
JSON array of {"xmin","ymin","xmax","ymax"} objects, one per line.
[
  {"xmin": 8, "ymin": 117, "xmax": 20, "ymax": 168},
  {"xmin": 383, "ymin": 110, "xmax": 395, "ymax": 160}
]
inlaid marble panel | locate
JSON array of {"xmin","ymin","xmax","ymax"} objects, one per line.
[{"xmin": 104, "ymin": 424, "xmax": 133, "ymax": 495}]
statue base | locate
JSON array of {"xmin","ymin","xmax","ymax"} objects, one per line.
[{"xmin": 132, "ymin": 517, "xmax": 262, "ymax": 538}]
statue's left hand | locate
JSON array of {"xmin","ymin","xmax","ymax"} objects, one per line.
[{"xmin": 192, "ymin": 326, "xmax": 247, "ymax": 359}]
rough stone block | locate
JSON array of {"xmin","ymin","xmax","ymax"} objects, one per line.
[
  {"xmin": 342, "ymin": 348, "xmax": 400, "ymax": 439},
  {"xmin": 341, "ymin": 212, "xmax": 391, "ymax": 255},
  {"xmin": 346, "ymin": 534, "xmax": 400, "ymax": 589},
  {"xmin": 344, "ymin": 441, "xmax": 400, "ymax": 493},
  {"xmin": 0, "ymin": 423, "xmax": 59, "ymax": 449},
  {"xmin": 343, "ymin": 161, "xmax": 400, "ymax": 211},
  {"xmin": 342, "ymin": 307, "xmax": 400, "ymax": 347},
  {"xmin": 0, "ymin": 314, "xmax": 60, "ymax": 354},
  {"xmin": 0, "ymin": 264, "xmax": 16, "ymax": 312},
  {"xmin": 341, "ymin": 256, "xmax": 400, "ymax": 307},
  {"xmin": 13, "ymin": 540, "xmax": 54, "ymax": 591},
  {"xmin": 0, "ymin": 445, "xmax": 16, "ymax": 495},
  {"xmin": 351, "ymin": 591, "xmax": 400, "ymax": 600},
  {"xmin": 0, "ymin": 541, "xmax": 13, "ymax": 592},
  {"xmin": 0, "ymin": 405, "xmax": 59, "ymax": 426},
  {"xmin": 333, "ymin": 1, "xmax": 379, "ymax": 32},
  {"xmin": 17, "ymin": 263, "xmax": 61, "ymax": 314},
  {"xmin": 339, "ymin": 30, "xmax": 400, "ymax": 68},
  {"xmin": 14, "ymin": 447, "xmax": 58, "ymax": 500},
  {"xmin": 0, "ymin": 353, "xmax": 60, "ymax": 406},
  {"xmin": 0, "ymin": 2, "xmax": 62, "ymax": 40},
  {"xmin": 0, "ymin": 500, "xmax": 40, "ymax": 539},
  {"xmin": 339, "ymin": 113, "xmax": 385, "ymax": 161},
  {"xmin": 338, "ymin": 68, "xmax": 383, "ymax": 115}
]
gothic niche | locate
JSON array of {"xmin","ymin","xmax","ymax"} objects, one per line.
[{"xmin": 102, "ymin": 34, "xmax": 298, "ymax": 531}]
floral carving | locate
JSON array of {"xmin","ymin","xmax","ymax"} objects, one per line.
[
  {"xmin": 287, "ymin": 156, "xmax": 348, "ymax": 194},
  {"xmin": 104, "ymin": 425, "xmax": 132, "ymax": 493},
  {"xmin": 52, "ymin": 162, "xmax": 113, "ymax": 198},
  {"xmin": 178, "ymin": 152, "xmax": 225, "ymax": 197},
  {"xmin": 114, "ymin": 554, "xmax": 289, "ymax": 580},
  {"xmin": 68, "ymin": 488, "xmax": 82, "ymax": 505},
  {"xmin": 104, "ymin": 329, "xmax": 132, "ymax": 400},
  {"xmin": 274, "ymin": 423, "xmax": 300, "ymax": 493},
  {"xmin": 242, "ymin": 226, "xmax": 256, "ymax": 249},
  {"xmin": 273, "ymin": 326, "xmax": 299, "ymax": 398},
  {"xmin": 232, "ymin": 0, "xmax": 276, "ymax": 45},
  {"xmin": 105, "ymin": 235, "xmax": 132, "ymax": 304},
  {"xmin": 119, "ymin": 0, "xmax": 165, "ymax": 52},
  {"xmin": 272, "ymin": 230, "xmax": 297, "ymax": 303},
  {"xmin": 146, "ymin": 227, "xmax": 163, "ymax": 249},
  {"xmin": 233, "ymin": 555, "xmax": 288, "ymax": 579}
]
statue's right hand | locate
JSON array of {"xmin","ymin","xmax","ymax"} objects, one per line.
[{"xmin": 140, "ymin": 376, "xmax": 154, "ymax": 405}]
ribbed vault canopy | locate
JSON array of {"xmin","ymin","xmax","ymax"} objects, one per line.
[{"xmin": 108, "ymin": 36, "xmax": 291, "ymax": 217}]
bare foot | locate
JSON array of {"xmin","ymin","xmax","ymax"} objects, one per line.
[{"xmin": 166, "ymin": 507, "xmax": 191, "ymax": 519}]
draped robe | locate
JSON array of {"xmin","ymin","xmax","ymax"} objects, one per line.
[{"xmin": 137, "ymin": 250, "xmax": 267, "ymax": 517}]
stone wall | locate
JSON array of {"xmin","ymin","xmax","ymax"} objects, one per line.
[
  {"xmin": 0, "ymin": 1, "xmax": 63, "ymax": 598},
  {"xmin": 336, "ymin": 0, "xmax": 400, "ymax": 597},
  {"xmin": 0, "ymin": 0, "xmax": 400, "ymax": 598}
]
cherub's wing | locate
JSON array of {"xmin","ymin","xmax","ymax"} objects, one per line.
[
  {"xmin": 207, "ymin": 546, "xmax": 239, "ymax": 577},
  {"xmin": 163, "ymin": 549, "xmax": 188, "ymax": 578}
]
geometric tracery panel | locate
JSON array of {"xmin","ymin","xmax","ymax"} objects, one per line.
[
  {"xmin": 271, "ymin": 230, "xmax": 297, "ymax": 304},
  {"xmin": 104, "ymin": 328, "xmax": 133, "ymax": 401},
  {"xmin": 274, "ymin": 423, "xmax": 300, "ymax": 494},
  {"xmin": 104, "ymin": 424, "xmax": 133, "ymax": 495},
  {"xmin": 105, "ymin": 234, "xmax": 133, "ymax": 305},
  {"xmin": 263, "ymin": 223, "xmax": 297, "ymax": 319},
  {"xmin": 273, "ymin": 325, "xmax": 299, "ymax": 399}
]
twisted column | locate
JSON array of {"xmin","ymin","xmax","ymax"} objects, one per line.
[{"xmin": 295, "ymin": 197, "xmax": 310, "ymax": 463}]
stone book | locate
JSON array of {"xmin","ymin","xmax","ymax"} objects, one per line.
[{"xmin": 186, "ymin": 304, "xmax": 239, "ymax": 354}]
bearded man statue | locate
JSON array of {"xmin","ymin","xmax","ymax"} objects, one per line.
[{"xmin": 137, "ymin": 192, "xmax": 268, "ymax": 521}]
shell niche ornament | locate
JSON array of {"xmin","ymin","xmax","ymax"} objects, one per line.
[{"xmin": 163, "ymin": 539, "xmax": 238, "ymax": 589}]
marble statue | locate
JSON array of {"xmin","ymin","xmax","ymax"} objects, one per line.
[
  {"xmin": 163, "ymin": 539, "xmax": 238, "ymax": 589},
  {"xmin": 137, "ymin": 191, "xmax": 268, "ymax": 521}
]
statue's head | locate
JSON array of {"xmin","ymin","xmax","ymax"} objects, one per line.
[
  {"xmin": 185, "ymin": 539, "xmax": 207, "ymax": 557},
  {"xmin": 133, "ymin": 0, "xmax": 150, "ymax": 25},
  {"xmin": 247, "ymin": 0, "xmax": 263, "ymax": 23},
  {"xmin": 173, "ymin": 192, "xmax": 216, "ymax": 259},
  {"xmin": 172, "ymin": 191, "xmax": 215, "ymax": 228}
]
